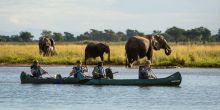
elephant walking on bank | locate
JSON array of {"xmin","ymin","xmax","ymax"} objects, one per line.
[
  {"xmin": 39, "ymin": 37, "xmax": 56, "ymax": 56},
  {"xmin": 85, "ymin": 42, "xmax": 110, "ymax": 64},
  {"xmin": 125, "ymin": 35, "xmax": 172, "ymax": 67}
]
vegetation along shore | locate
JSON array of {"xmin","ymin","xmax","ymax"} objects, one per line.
[{"xmin": 0, "ymin": 42, "xmax": 219, "ymax": 67}]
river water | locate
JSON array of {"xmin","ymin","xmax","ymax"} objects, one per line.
[{"xmin": 0, "ymin": 66, "xmax": 219, "ymax": 110}]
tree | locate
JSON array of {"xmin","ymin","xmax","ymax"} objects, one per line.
[
  {"xmin": 90, "ymin": 29, "xmax": 103, "ymax": 41},
  {"xmin": 126, "ymin": 29, "xmax": 144, "ymax": 40},
  {"xmin": 186, "ymin": 29, "xmax": 201, "ymax": 42},
  {"xmin": 64, "ymin": 32, "xmax": 75, "ymax": 41},
  {"xmin": 217, "ymin": 28, "xmax": 220, "ymax": 41},
  {"xmin": 41, "ymin": 30, "xmax": 52, "ymax": 38},
  {"xmin": 165, "ymin": 26, "xmax": 187, "ymax": 43},
  {"xmin": 104, "ymin": 29, "xmax": 118, "ymax": 41},
  {"xmin": 116, "ymin": 31, "xmax": 126, "ymax": 41},
  {"xmin": 211, "ymin": 28, "xmax": 220, "ymax": 42},
  {"xmin": 186, "ymin": 27, "xmax": 211, "ymax": 43},
  {"xmin": 152, "ymin": 30, "xmax": 162, "ymax": 35},
  {"xmin": 77, "ymin": 34, "xmax": 89, "ymax": 41},
  {"xmin": 199, "ymin": 27, "xmax": 211, "ymax": 42},
  {"xmin": 10, "ymin": 35, "xmax": 22, "ymax": 42},
  {"xmin": 19, "ymin": 31, "xmax": 34, "ymax": 42},
  {"xmin": 52, "ymin": 32, "xmax": 64, "ymax": 41},
  {"xmin": 0, "ymin": 35, "xmax": 10, "ymax": 42}
]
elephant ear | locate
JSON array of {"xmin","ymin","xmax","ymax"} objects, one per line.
[
  {"xmin": 96, "ymin": 43, "xmax": 103, "ymax": 52},
  {"xmin": 152, "ymin": 37, "xmax": 161, "ymax": 50}
]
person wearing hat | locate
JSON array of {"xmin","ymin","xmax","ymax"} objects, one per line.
[
  {"xmin": 30, "ymin": 60, "xmax": 48, "ymax": 77},
  {"xmin": 92, "ymin": 61, "xmax": 105, "ymax": 79},
  {"xmin": 139, "ymin": 60, "xmax": 157, "ymax": 79},
  {"xmin": 69, "ymin": 60, "xmax": 88, "ymax": 80}
]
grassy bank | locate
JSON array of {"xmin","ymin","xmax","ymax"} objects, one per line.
[{"xmin": 0, "ymin": 42, "xmax": 220, "ymax": 67}]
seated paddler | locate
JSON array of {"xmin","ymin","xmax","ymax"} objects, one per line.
[
  {"xmin": 69, "ymin": 60, "xmax": 88, "ymax": 80},
  {"xmin": 139, "ymin": 60, "xmax": 157, "ymax": 79},
  {"xmin": 92, "ymin": 61, "xmax": 105, "ymax": 79},
  {"xmin": 30, "ymin": 60, "xmax": 48, "ymax": 78}
]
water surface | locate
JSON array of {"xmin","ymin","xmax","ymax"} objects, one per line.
[{"xmin": 0, "ymin": 67, "xmax": 219, "ymax": 110}]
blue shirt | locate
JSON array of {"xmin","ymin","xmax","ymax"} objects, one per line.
[{"xmin": 72, "ymin": 66, "xmax": 83, "ymax": 78}]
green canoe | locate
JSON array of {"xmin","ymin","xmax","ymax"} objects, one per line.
[{"xmin": 20, "ymin": 72, "xmax": 182, "ymax": 86}]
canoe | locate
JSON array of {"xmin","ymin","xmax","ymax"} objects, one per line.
[
  {"xmin": 20, "ymin": 72, "xmax": 80, "ymax": 84},
  {"xmin": 20, "ymin": 72, "xmax": 182, "ymax": 86}
]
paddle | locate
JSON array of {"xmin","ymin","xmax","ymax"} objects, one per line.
[
  {"xmin": 149, "ymin": 69, "xmax": 157, "ymax": 79},
  {"xmin": 64, "ymin": 68, "xmax": 87, "ymax": 80},
  {"xmin": 113, "ymin": 71, "xmax": 119, "ymax": 74},
  {"xmin": 41, "ymin": 69, "xmax": 53, "ymax": 78},
  {"xmin": 46, "ymin": 72, "xmax": 53, "ymax": 77}
]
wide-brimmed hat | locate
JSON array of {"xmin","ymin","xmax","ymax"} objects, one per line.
[
  {"xmin": 97, "ymin": 61, "xmax": 103, "ymax": 66},
  {"xmin": 33, "ymin": 60, "xmax": 39, "ymax": 64},
  {"xmin": 75, "ymin": 60, "xmax": 81, "ymax": 64},
  {"xmin": 144, "ymin": 60, "xmax": 151, "ymax": 65}
]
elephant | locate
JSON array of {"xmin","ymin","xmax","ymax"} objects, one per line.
[
  {"xmin": 125, "ymin": 35, "xmax": 172, "ymax": 67},
  {"xmin": 84, "ymin": 42, "xmax": 110, "ymax": 64},
  {"xmin": 39, "ymin": 37, "xmax": 56, "ymax": 56}
]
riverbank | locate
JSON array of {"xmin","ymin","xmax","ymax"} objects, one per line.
[
  {"xmin": 0, "ymin": 63, "xmax": 183, "ymax": 69},
  {"xmin": 0, "ymin": 42, "xmax": 220, "ymax": 67}
]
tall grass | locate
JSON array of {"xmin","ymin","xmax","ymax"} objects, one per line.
[{"xmin": 0, "ymin": 42, "xmax": 220, "ymax": 67}]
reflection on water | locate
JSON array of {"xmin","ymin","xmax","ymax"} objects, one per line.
[{"xmin": 0, "ymin": 67, "xmax": 220, "ymax": 110}]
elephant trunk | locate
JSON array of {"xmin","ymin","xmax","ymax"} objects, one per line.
[{"xmin": 165, "ymin": 45, "xmax": 172, "ymax": 55}]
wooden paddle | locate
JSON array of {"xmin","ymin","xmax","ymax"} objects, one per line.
[
  {"xmin": 41, "ymin": 69, "xmax": 53, "ymax": 78},
  {"xmin": 64, "ymin": 69, "xmax": 86, "ymax": 80},
  {"xmin": 149, "ymin": 69, "xmax": 157, "ymax": 79},
  {"xmin": 46, "ymin": 72, "xmax": 53, "ymax": 77}
]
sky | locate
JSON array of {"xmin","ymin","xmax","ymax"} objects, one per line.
[{"xmin": 0, "ymin": 0, "xmax": 219, "ymax": 39}]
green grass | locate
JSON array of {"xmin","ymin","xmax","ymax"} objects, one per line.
[{"xmin": 0, "ymin": 42, "xmax": 220, "ymax": 67}]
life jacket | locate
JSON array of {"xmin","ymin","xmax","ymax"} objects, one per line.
[
  {"xmin": 139, "ymin": 66, "xmax": 151, "ymax": 79},
  {"xmin": 92, "ymin": 66, "xmax": 104, "ymax": 75},
  {"xmin": 31, "ymin": 66, "xmax": 43, "ymax": 77},
  {"xmin": 92, "ymin": 66, "xmax": 105, "ymax": 79},
  {"xmin": 72, "ymin": 66, "xmax": 84, "ymax": 80}
]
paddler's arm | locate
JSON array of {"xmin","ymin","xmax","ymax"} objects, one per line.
[
  {"xmin": 41, "ymin": 67, "xmax": 48, "ymax": 75},
  {"xmin": 82, "ymin": 65, "xmax": 88, "ymax": 72},
  {"xmin": 69, "ymin": 69, "xmax": 76, "ymax": 76}
]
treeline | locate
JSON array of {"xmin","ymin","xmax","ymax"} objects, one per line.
[
  {"xmin": 0, "ymin": 26, "xmax": 220, "ymax": 42},
  {"xmin": 163, "ymin": 27, "xmax": 220, "ymax": 43}
]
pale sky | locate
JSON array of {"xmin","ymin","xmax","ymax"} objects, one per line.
[{"xmin": 0, "ymin": 0, "xmax": 220, "ymax": 39}]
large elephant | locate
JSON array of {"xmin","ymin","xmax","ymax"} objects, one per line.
[
  {"xmin": 85, "ymin": 42, "xmax": 110, "ymax": 64},
  {"xmin": 39, "ymin": 37, "xmax": 56, "ymax": 56},
  {"xmin": 125, "ymin": 35, "xmax": 171, "ymax": 67}
]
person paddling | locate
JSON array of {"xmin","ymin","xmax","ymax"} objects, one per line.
[
  {"xmin": 31, "ymin": 60, "xmax": 48, "ymax": 78},
  {"xmin": 139, "ymin": 60, "xmax": 157, "ymax": 79},
  {"xmin": 69, "ymin": 60, "xmax": 88, "ymax": 80},
  {"xmin": 92, "ymin": 61, "xmax": 105, "ymax": 79}
]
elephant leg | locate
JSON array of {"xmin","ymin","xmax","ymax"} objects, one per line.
[
  {"xmin": 39, "ymin": 49, "xmax": 42, "ymax": 55},
  {"xmin": 51, "ymin": 47, "xmax": 56, "ymax": 56},
  {"xmin": 100, "ymin": 55, "xmax": 104, "ymax": 62},
  {"xmin": 146, "ymin": 48, "xmax": 153, "ymax": 62},
  {"xmin": 44, "ymin": 50, "xmax": 48, "ymax": 56},
  {"xmin": 134, "ymin": 55, "xmax": 138, "ymax": 61},
  {"xmin": 146, "ymin": 52, "xmax": 153, "ymax": 62},
  {"xmin": 127, "ymin": 57, "xmax": 133, "ymax": 68},
  {"xmin": 147, "ymin": 56, "xmax": 152, "ymax": 62},
  {"xmin": 49, "ymin": 47, "xmax": 53, "ymax": 56},
  {"xmin": 84, "ymin": 56, "xmax": 88, "ymax": 65},
  {"xmin": 42, "ymin": 50, "xmax": 46, "ymax": 56}
]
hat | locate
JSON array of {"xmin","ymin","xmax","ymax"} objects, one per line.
[
  {"xmin": 145, "ymin": 60, "xmax": 151, "ymax": 65},
  {"xmin": 33, "ymin": 60, "xmax": 39, "ymax": 64},
  {"xmin": 76, "ymin": 60, "xmax": 81, "ymax": 64},
  {"xmin": 97, "ymin": 61, "xmax": 103, "ymax": 66}
]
